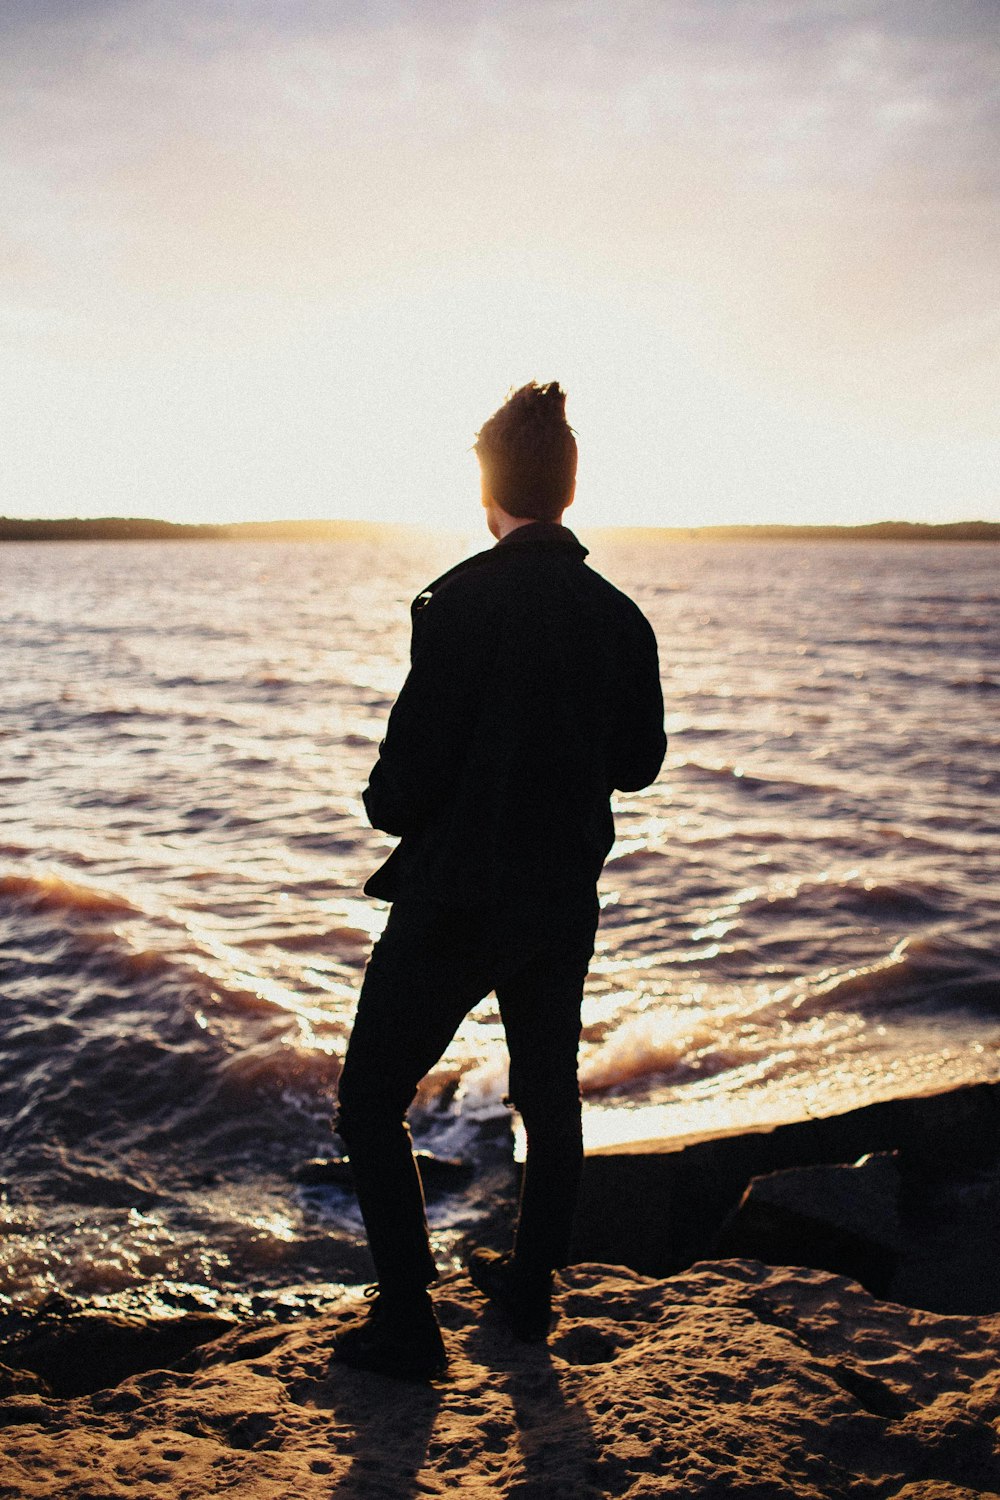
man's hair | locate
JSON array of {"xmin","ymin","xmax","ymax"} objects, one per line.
[{"xmin": 474, "ymin": 381, "xmax": 578, "ymax": 521}]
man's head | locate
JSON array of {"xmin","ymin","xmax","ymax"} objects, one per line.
[{"xmin": 474, "ymin": 382, "xmax": 578, "ymax": 527}]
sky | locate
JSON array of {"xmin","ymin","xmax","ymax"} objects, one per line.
[{"xmin": 1, "ymin": 0, "xmax": 998, "ymax": 529}]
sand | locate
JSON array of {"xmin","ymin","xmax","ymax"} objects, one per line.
[{"xmin": 2, "ymin": 1258, "xmax": 998, "ymax": 1499}]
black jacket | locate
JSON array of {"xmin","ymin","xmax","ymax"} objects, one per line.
[{"xmin": 362, "ymin": 522, "xmax": 666, "ymax": 907}]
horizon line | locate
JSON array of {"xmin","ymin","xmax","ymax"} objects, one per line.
[{"xmin": 1, "ymin": 516, "xmax": 998, "ymax": 543}]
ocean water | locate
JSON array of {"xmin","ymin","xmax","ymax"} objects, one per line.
[{"xmin": 1, "ymin": 536, "xmax": 998, "ymax": 1316}]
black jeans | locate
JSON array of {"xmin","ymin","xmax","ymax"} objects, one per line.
[{"xmin": 335, "ymin": 893, "xmax": 600, "ymax": 1293}]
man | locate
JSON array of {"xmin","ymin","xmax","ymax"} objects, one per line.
[{"xmin": 334, "ymin": 381, "xmax": 666, "ymax": 1379}]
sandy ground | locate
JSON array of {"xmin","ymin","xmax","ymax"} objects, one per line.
[{"xmin": 2, "ymin": 1259, "xmax": 998, "ymax": 1499}]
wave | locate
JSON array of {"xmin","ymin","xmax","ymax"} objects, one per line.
[
  {"xmin": 575, "ymin": 998, "xmax": 836, "ymax": 1098},
  {"xmin": 239, "ymin": 925, "xmax": 371, "ymax": 953},
  {"xmin": 573, "ymin": 928, "xmax": 1000, "ymax": 1102},
  {"xmin": 0, "ymin": 872, "xmax": 141, "ymax": 919},
  {"xmin": 949, "ymin": 674, "xmax": 1000, "ymax": 693},
  {"xmin": 806, "ymin": 932, "xmax": 1000, "ymax": 1015},
  {"xmin": 669, "ymin": 724, "xmax": 732, "ymax": 741},
  {"xmin": 672, "ymin": 759, "xmax": 843, "ymax": 800},
  {"xmin": 27, "ymin": 700, "xmax": 244, "ymax": 732},
  {"xmin": 579, "ymin": 1010, "xmax": 722, "ymax": 1093},
  {"xmin": 0, "ymin": 880, "xmax": 343, "ymax": 1200},
  {"xmin": 729, "ymin": 874, "xmax": 955, "ymax": 928}
]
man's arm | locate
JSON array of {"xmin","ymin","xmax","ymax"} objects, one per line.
[
  {"xmin": 608, "ymin": 611, "xmax": 667, "ymax": 793},
  {"xmin": 363, "ymin": 588, "xmax": 491, "ymax": 837}
]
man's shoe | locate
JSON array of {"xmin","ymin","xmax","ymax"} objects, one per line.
[
  {"xmin": 331, "ymin": 1286, "xmax": 447, "ymax": 1381},
  {"xmin": 466, "ymin": 1249, "xmax": 553, "ymax": 1341}
]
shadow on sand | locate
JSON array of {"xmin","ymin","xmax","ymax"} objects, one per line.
[{"xmin": 282, "ymin": 1301, "xmax": 601, "ymax": 1498}]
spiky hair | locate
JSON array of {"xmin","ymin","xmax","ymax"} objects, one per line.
[{"xmin": 474, "ymin": 381, "xmax": 577, "ymax": 520}]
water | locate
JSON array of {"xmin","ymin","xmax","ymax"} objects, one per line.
[{"xmin": 1, "ymin": 536, "xmax": 998, "ymax": 1316}]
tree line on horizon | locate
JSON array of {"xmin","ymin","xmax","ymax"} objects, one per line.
[{"xmin": 0, "ymin": 516, "xmax": 997, "ymax": 543}]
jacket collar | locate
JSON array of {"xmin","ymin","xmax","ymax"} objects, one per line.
[
  {"xmin": 415, "ymin": 521, "xmax": 588, "ymax": 611},
  {"xmin": 495, "ymin": 521, "xmax": 588, "ymax": 558}
]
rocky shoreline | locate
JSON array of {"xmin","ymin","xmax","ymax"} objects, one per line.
[
  {"xmin": 2, "ymin": 1260, "xmax": 998, "ymax": 1498},
  {"xmin": 2, "ymin": 1080, "xmax": 999, "ymax": 1498},
  {"xmin": 575, "ymin": 1079, "xmax": 1000, "ymax": 1315}
]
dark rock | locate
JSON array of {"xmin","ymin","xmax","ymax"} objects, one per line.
[
  {"xmin": 0, "ymin": 1363, "xmax": 49, "ymax": 1399},
  {"xmin": 295, "ymin": 1150, "xmax": 475, "ymax": 1194},
  {"xmin": 715, "ymin": 1152, "xmax": 903, "ymax": 1296},
  {"xmin": 0, "ymin": 1396, "xmax": 57, "ymax": 1430},
  {"xmin": 0, "ymin": 1303, "xmax": 235, "ymax": 1398},
  {"xmin": 891, "ymin": 1163, "xmax": 1000, "ymax": 1315},
  {"xmin": 572, "ymin": 1079, "xmax": 1000, "ymax": 1313}
]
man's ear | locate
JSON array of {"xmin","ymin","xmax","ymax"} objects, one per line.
[{"xmin": 563, "ymin": 478, "xmax": 577, "ymax": 512}]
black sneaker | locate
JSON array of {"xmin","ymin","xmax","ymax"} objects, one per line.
[
  {"xmin": 466, "ymin": 1249, "xmax": 553, "ymax": 1341},
  {"xmin": 331, "ymin": 1286, "xmax": 447, "ymax": 1381}
]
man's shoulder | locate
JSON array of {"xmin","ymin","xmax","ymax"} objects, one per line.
[
  {"xmin": 575, "ymin": 559, "xmax": 640, "ymax": 605},
  {"xmin": 413, "ymin": 547, "xmax": 498, "ymax": 616},
  {"xmin": 574, "ymin": 560, "xmax": 658, "ymax": 637},
  {"xmin": 414, "ymin": 536, "xmax": 653, "ymax": 638},
  {"xmin": 406, "ymin": 549, "xmax": 513, "ymax": 648}
]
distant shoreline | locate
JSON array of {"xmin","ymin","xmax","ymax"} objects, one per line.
[{"xmin": 1, "ymin": 516, "xmax": 997, "ymax": 543}]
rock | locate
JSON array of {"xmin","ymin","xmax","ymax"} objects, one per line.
[
  {"xmin": 0, "ymin": 1303, "xmax": 235, "ymax": 1399},
  {"xmin": 1, "ymin": 1262, "xmax": 998, "ymax": 1498},
  {"xmin": 574, "ymin": 1080, "xmax": 1000, "ymax": 1303},
  {"xmin": 715, "ymin": 1152, "xmax": 903, "ymax": 1295},
  {"xmin": 891, "ymin": 1163, "xmax": 1000, "ymax": 1315},
  {"xmin": 295, "ymin": 1151, "xmax": 475, "ymax": 1194},
  {"xmin": 0, "ymin": 1365, "xmax": 48, "ymax": 1400},
  {"xmin": 716, "ymin": 1150, "xmax": 1000, "ymax": 1316}
]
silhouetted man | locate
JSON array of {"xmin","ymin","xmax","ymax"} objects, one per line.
[{"xmin": 334, "ymin": 382, "xmax": 666, "ymax": 1378}]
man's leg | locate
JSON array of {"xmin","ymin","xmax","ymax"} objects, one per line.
[
  {"xmin": 467, "ymin": 896, "xmax": 599, "ymax": 1339},
  {"xmin": 497, "ymin": 897, "xmax": 599, "ymax": 1274},
  {"xmin": 336, "ymin": 899, "xmax": 496, "ymax": 1295}
]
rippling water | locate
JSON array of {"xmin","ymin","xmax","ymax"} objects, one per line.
[{"xmin": 1, "ymin": 536, "xmax": 998, "ymax": 1314}]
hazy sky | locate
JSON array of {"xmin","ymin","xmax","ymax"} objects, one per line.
[{"xmin": 2, "ymin": 0, "xmax": 998, "ymax": 528}]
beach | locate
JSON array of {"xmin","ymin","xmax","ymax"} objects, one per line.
[{"xmin": 4, "ymin": 1258, "xmax": 1000, "ymax": 1498}]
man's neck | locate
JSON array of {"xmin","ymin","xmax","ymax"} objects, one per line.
[
  {"xmin": 486, "ymin": 504, "xmax": 563, "ymax": 541},
  {"xmin": 493, "ymin": 513, "xmax": 542, "ymax": 540}
]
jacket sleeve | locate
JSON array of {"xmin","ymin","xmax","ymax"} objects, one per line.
[
  {"xmin": 362, "ymin": 588, "xmax": 490, "ymax": 837},
  {"xmin": 608, "ymin": 610, "xmax": 667, "ymax": 793}
]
